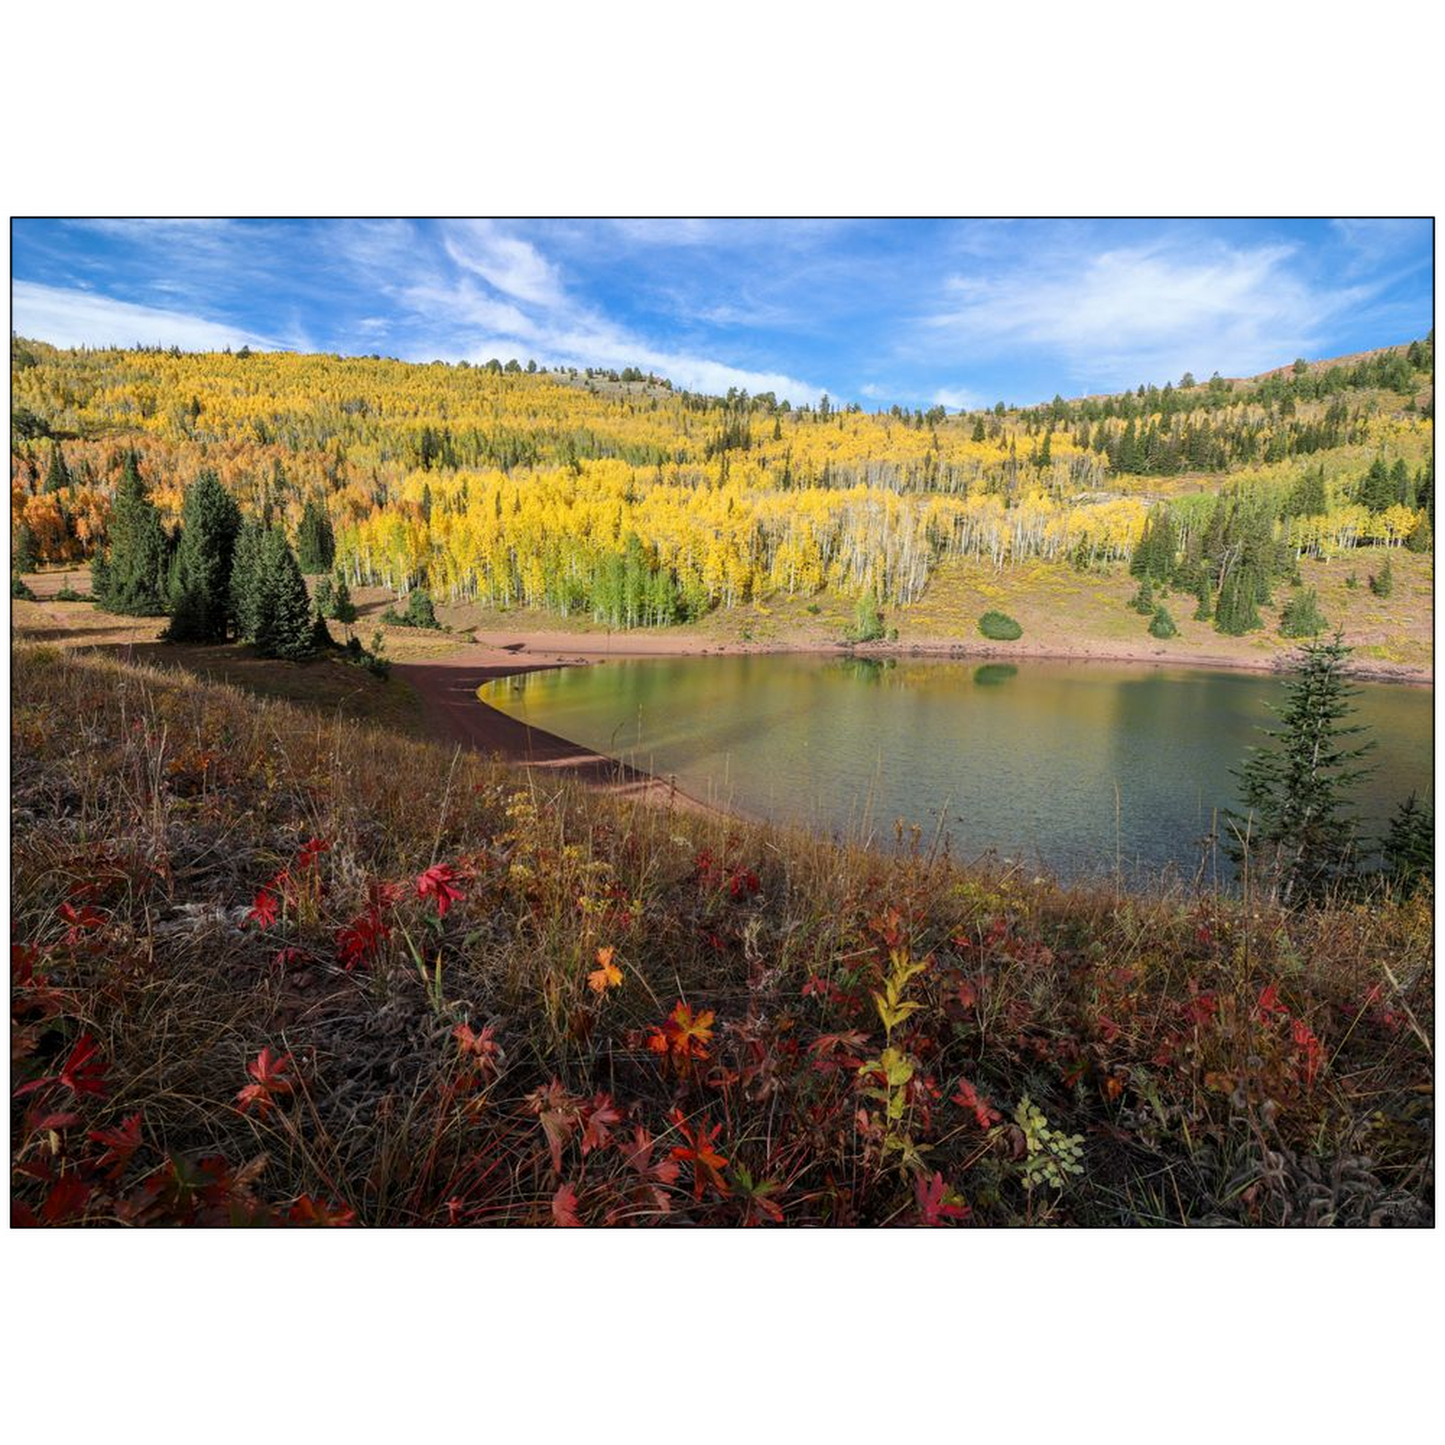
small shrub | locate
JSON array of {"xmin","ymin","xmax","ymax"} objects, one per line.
[
  {"xmin": 342, "ymin": 631, "xmax": 390, "ymax": 680},
  {"xmin": 12, "ymin": 571, "xmax": 35, "ymax": 599},
  {"xmin": 1279, "ymin": 587, "xmax": 1328, "ymax": 638},
  {"xmin": 382, "ymin": 587, "xmax": 440, "ymax": 629},
  {"xmin": 847, "ymin": 589, "xmax": 885, "ymax": 643},
  {"xmin": 1148, "ymin": 605, "xmax": 1178, "ymax": 639},
  {"xmin": 1129, "ymin": 578, "xmax": 1155, "ymax": 615},
  {"xmin": 1344, "ymin": 571, "xmax": 1358, "ymax": 590},
  {"xmin": 978, "ymin": 610, "xmax": 1022, "ymax": 641}
]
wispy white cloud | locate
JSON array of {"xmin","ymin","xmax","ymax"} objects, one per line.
[
  {"xmin": 441, "ymin": 220, "xmax": 566, "ymax": 307},
  {"xmin": 386, "ymin": 223, "xmax": 824, "ymax": 402},
  {"xmin": 12, "ymin": 279, "xmax": 280, "ymax": 352},
  {"xmin": 920, "ymin": 240, "xmax": 1376, "ymax": 389}
]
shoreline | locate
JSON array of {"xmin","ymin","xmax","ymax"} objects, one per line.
[{"xmin": 424, "ymin": 625, "xmax": 1433, "ymax": 685}]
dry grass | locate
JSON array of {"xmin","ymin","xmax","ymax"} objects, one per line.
[{"xmin": 12, "ymin": 583, "xmax": 428, "ymax": 736}]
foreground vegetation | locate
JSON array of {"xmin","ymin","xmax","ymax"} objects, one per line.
[{"xmin": 12, "ymin": 643, "xmax": 1432, "ymax": 1226}]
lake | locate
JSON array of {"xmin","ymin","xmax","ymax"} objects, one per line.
[{"xmin": 479, "ymin": 655, "xmax": 1434, "ymax": 883}]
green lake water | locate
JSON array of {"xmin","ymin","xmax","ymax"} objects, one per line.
[{"xmin": 480, "ymin": 655, "xmax": 1433, "ymax": 883}]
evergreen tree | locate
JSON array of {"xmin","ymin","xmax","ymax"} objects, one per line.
[
  {"xmin": 1358, "ymin": 457, "xmax": 1395, "ymax": 513},
  {"xmin": 1284, "ymin": 465, "xmax": 1328, "ymax": 518},
  {"xmin": 330, "ymin": 574, "xmax": 358, "ymax": 625},
  {"xmin": 1405, "ymin": 512, "xmax": 1432, "ymax": 553},
  {"xmin": 44, "ymin": 442, "xmax": 70, "ymax": 495},
  {"xmin": 296, "ymin": 494, "xmax": 336, "ymax": 573},
  {"xmin": 229, "ymin": 519, "xmax": 265, "ymax": 642},
  {"xmin": 1369, "ymin": 557, "xmax": 1394, "ymax": 598},
  {"xmin": 14, "ymin": 521, "xmax": 39, "ymax": 573},
  {"xmin": 1390, "ymin": 458, "xmax": 1413, "ymax": 507},
  {"xmin": 312, "ymin": 575, "xmax": 336, "ymax": 618},
  {"xmin": 1381, "ymin": 792, "xmax": 1433, "ymax": 897},
  {"xmin": 1214, "ymin": 554, "xmax": 1262, "ymax": 635},
  {"xmin": 95, "ymin": 452, "xmax": 168, "ymax": 616},
  {"xmin": 1279, "ymin": 586, "xmax": 1327, "ymax": 638},
  {"xmin": 12, "ymin": 570, "xmax": 36, "ymax": 599},
  {"xmin": 404, "ymin": 588, "xmax": 438, "ymax": 628},
  {"xmin": 1226, "ymin": 634, "xmax": 1374, "ymax": 903},
  {"xmin": 164, "ymin": 471, "xmax": 242, "ymax": 642},
  {"xmin": 252, "ymin": 529, "xmax": 315, "ymax": 660},
  {"xmin": 849, "ymin": 589, "xmax": 885, "ymax": 642},
  {"xmin": 1148, "ymin": 605, "xmax": 1178, "ymax": 638}
]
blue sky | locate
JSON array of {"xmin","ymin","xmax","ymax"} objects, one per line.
[{"xmin": 10, "ymin": 218, "xmax": 1433, "ymax": 410}]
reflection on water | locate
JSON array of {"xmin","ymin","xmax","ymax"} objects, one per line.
[
  {"xmin": 973, "ymin": 664, "xmax": 1018, "ymax": 687},
  {"xmin": 481, "ymin": 656, "xmax": 1433, "ymax": 883},
  {"xmin": 830, "ymin": 656, "xmax": 896, "ymax": 683}
]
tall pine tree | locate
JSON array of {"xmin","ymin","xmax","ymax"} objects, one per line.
[
  {"xmin": 1226, "ymin": 634, "xmax": 1374, "ymax": 903},
  {"xmin": 165, "ymin": 471, "xmax": 243, "ymax": 642},
  {"xmin": 95, "ymin": 452, "xmax": 168, "ymax": 616},
  {"xmin": 44, "ymin": 442, "xmax": 70, "ymax": 495},
  {"xmin": 229, "ymin": 519, "xmax": 265, "ymax": 642},
  {"xmin": 296, "ymin": 494, "xmax": 336, "ymax": 573},
  {"xmin": 251, "ymin": 529, "xmax": 315, "ymax": 660}
]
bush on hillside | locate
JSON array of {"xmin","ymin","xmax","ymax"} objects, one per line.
[
  {"xmin": 382, "ymin": 588, "xmax": 440, "ymax": 630},
  {"xmin": 978, "ymin": 610, "xmax": 1022, "ymax": 641},
  {"xmin": 1279, "ymin": 587, "xmax": 1328, "ymax": 638}
]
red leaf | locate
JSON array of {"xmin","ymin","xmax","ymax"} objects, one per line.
[
  {"xmin": 236, "ymin": 1046, "xmax": 295, "ymax": 1118},
  {"xmin": 287, "ymin": 1194, "xmax": 357, "ymax": 1227},
  {"xmin": 416, "ymin": 864, "xmax": 465, "ymax": 918},
  {"xmin": 916, "ymin": 1171, "xmax": 970, "ymax": 1226},
  {"xmin": 40, "ymin": 1176, "xmax": 94, "ymax": 1224},
  {"xmin": 668, "ymin": 1108, "xmax": 730, "ymax": 1200},
  {"xmin": 89, "ymin": 1111, "xmax": 144, "ymax": 1178},
  {"xmin": 246, "ymin": 889, "xmax": 279, "ymax": 929},
  {"xmin": 551, "ymin": 1182, "xmax": 582, "ymax": 1227}
]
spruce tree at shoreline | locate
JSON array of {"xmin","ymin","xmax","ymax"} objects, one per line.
[{"xmin": 1226, "ymin": 633, "xmax": 1374, "ymax": 904}]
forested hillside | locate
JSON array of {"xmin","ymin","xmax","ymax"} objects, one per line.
[{"xmin": 11, "ymin": 334, "xmax": 1434, "ymax": 626}]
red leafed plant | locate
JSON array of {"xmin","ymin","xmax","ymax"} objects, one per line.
[
  {"xmin": 551, "ymin": 1182, "xmax": 583, "ymax": 1227},
  {"xmin": 647, "ymin": 1000, "xmax": 716, "ymax": 1075},
  {"xmin": 915, "ymin": 1171, "xmax": 970, "ymax": 1226},
  {"xmin": 88, "ymin": 1111, "xmax": 144, "ymax": 1179},
  {"xmin": 235, "ymin": 1047, "xmax": 295, "ymax": 1118},
  {"xmin": 287, "ymin": 1194, "xmax": 357, "ymax": 1226},
  {"xmin": 951, "ymin": 1077, "xmax": 1002, "ymax": 1130},
  {"xmin": 668, "ymin": 1109, "xmax": 730, "ymax": 1200},
  {"xmin": 15, "ymin": 1032, "xmax": 109, "ymax": 1102},
  {"xmin": 246, "ymin": 888, "xmax": 279, "ymax": 929},
  {"xmin": 416, "ymin": 864, "xmax": 466, "ymax": 918}
]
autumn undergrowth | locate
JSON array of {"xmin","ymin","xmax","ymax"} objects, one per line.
[{"xmin": 11, "ymin": 642, "xmax": 1433, "ymax": 1226}]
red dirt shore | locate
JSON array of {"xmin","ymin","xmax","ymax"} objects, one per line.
[{"xmin": 391, "ymin": 642, "xmax": 720, "ymax": 814}]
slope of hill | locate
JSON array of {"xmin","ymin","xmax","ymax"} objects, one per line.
[{"xmin": 10, "ymin": 333, "xmax": 1434, "ymax": 666}]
